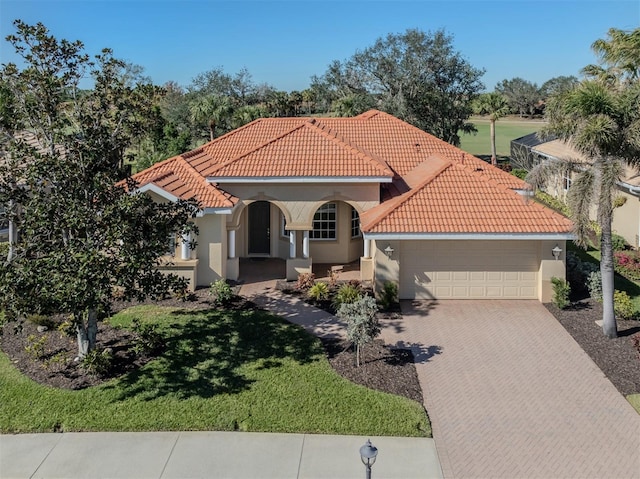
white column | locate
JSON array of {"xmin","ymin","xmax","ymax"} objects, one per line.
[
  {"xmin": 228, "ymin": 229, "xmax": 236, "ymax": 259},
  {"xmin": 364, "ymin": 238, "xmax": 371, "ymax": 258},
  {"xmin": 289, "ymin": 230, "xmax": 297, "ymax": 258},
  {"xmin": 302, "ymin": 230, "xmax": 310, "ymax": 259},
  {"xmin": 181, "ymin": 233, "xmax": 191, "ymax": 260}
]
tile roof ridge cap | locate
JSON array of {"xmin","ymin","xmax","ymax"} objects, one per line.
[
  {"xmin": 200, "ymin": 117, "xmax": 269, "ymax": 148},
  {"xmin": 205, "ymin": 121, "xmax": 309, "ymax": 176},
  {"xmin": 404, "ymin": 155, "xmax": 452, "ymax": 190},
  {"xmin": 173, "ymin": 156, "xmax": 237, "ymax": 207},
  {"xmin": 130, "ymin": 154, "xmax": 182, "ymax": 180},
  {"xmin": 361, "ymin": 162, "xmax": 453, "ymax": 232},
  {"xmin": 307, "ymin": 120, "xmax": 394, "ymax": 177},
  {"xmin": 458, "ymin": 152, "xmax": 528, "ymax": 187}
]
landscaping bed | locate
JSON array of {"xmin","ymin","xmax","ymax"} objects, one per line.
[{"xmin": 545, "ymin": 299, "xmax": 640, "ymax": 396}]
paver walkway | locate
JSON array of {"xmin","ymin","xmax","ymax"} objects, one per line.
[{"xmin": 380, "ymin": 300, "xmax": 640, "ymax": 479}]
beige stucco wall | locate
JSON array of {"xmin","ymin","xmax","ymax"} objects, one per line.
[
  {"xmin": 612, "ymin": 190, "xmax": 640, "ymax": 247},
  {"xmin": 538, "ymin": 240, "xmax": 567, "ymax": 302},
  {"xmin": 195, "ymin": 213, "xmax": 226, "ymax": 286},
  {"xmin": 309, "ymin": 201, "xmax": 363, "ymax": 263}
]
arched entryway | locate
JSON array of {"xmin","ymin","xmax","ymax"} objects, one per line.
[{"xmin": 247, "ymin": 201, "xmax": 271, "ymax": 255}]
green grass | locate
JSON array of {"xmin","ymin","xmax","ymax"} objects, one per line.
[
  {"xmin": 459, "ymin": 117, "xmax": 542, "ymax": 158},
  {"xmin": 627, "ymin": 394, "xmax": 640, "ymax": 414},
  {"xmin": 0, "ymin": 305, "xmax": 430, "ymax": 436}
]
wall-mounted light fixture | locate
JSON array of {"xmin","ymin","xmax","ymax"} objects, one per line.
[
  {"xmin": 552, "ymin": 244, "xmax": 563, "ymax": 260},
  {"xmin": 384, "ymin": 245, "xmax": 394, "ymax": 258}
]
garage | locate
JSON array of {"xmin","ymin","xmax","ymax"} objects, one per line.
[{"xmin": 399, "ymin": 240, "xmax": 539, "ymax": 299}]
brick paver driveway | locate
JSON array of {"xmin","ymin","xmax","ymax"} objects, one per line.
[{"xmin": 380, "ymin": 300, "xmax": 640, "ymax": 479}]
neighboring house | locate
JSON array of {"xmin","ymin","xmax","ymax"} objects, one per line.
[
  {"xmin": 513, "ymin": 136, "xmax": 640, "ymax": 248},
  {"xmin": 510, "ymin": 132, "xmax": 547, "ymax": 170},
  {"xmin": 130, "ymin": 110, "xmax": 573, "ymax": 302}
]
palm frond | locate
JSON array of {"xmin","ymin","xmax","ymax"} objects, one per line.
[{"xmin": 566, "ymin": 168, "xmax": 596, "ymax": 247}]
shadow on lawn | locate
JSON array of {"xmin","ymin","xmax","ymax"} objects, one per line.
[{"xmin": 107, "ymin": 308, "xmax": 322, "ymax": 401}]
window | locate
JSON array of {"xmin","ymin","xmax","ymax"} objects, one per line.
[
  {"xmin": 351, "ymin": 207, "xmax": 361, "ymax": 238},
  {"xmin": 166, "ymin": 233, "xmax": 176, "ymax": 256},
  {"xmin": 563, "ymin": 170, "xmax": 572, "ymax": 192},
  {"xmin": 310, "ymin": 203, "xmax": 336, "ymax": 240}
]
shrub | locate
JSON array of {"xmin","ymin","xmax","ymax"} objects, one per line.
[
  {"xmin": 24, "ymin": 334, "xmax": 47, "ymax": 360},
  {"xmin": 535, "ymin": 191, "xmax": 571, "ymax": 216},
  {"xmin": 614, "ymin": 290, "xmax": 635, "ymax": 320},
  {"xmin": 173, "ymin": 285, "xmax": 196, "ymax": 302},
  {"xmin": 379, "ymin": 281, "xmax": 399, "ymax": 310},
  {"xmin": 131, "ymin": 318, "xmax": 165, "ymax": 356},
  {"xmin": 551, "ymin": 277, "xmax": 570, "ymax": 309},
  {"xmin": 209, "ymin": 279, "xmax": 234, "ymax": 306},
  {"xmin": 511, "ymin": 168, "xmax": 528, "ymax": 180},
  {"xmin": 327, "ymin": 268, "xmax": 340, "ymax": 290},
  {"xmin": 611, "ymin": 234, "xmax": 628, "ymax": 251},
  {"xmin": 57, "ymin": 316, "xmax": 77, "ymax": 338},
  {"xmin": 337, "ymin": 296, "xmax": 380, "ymax": 367},
  {"xmin": 296, "ymin": 272, "xmax": 316, "ymax": 291},
  {"xmin": 587, "ymin": 271, "xmax": 602, "ymax": 302},
  {"xmin": 614, "ymin": 251, "xmax": 640, "ymax": 281},
  {"xmin": 81, "ymin": 348, "xmax": 114, "ymax": 376},
  {"xmin": 332, "ymin": 283, "xmax": 362, "ymax": 310},
  {"xmin": 307, "ymin": 282, "xmax": 329, "ymax": 302}
]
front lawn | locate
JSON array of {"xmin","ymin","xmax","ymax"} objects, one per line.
[{"xmin": 0, "ymin": 305, "xmax": 429, "ymax": 436}]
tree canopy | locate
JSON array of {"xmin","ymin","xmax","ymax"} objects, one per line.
[
  {"xmin": 311, "ymin": 28, "xmax": 485, "ymax": 146},
  {"xmin": 0, "ymin": 20, "xmax": 199, "ymax": 356}
]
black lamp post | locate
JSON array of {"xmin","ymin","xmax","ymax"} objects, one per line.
[{"xmin": 359, "ymin": 439, "xmax": 378, "ymax": 479}]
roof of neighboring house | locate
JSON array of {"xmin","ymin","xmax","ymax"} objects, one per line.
[
  {"xmin": 532, "ymin": 139, "xmax": 640, "ymax": 188},
  {"xmin": 511, "ymin": 132, "xmax": 547, "ymax": 149},
  {"xmin": 131, "ymin": 110, "xmax": 573, "ymax": 234}
]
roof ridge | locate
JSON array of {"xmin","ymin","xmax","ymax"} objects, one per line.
[
  {"xmin": 361, "ymin": 158, "xmax": 451, "ymax": 232},
  {"xmin": 173, "ymin": 156, "xmax": 236, "ymax": 207},
  {"xmin": 309, "ymin": 120, "xmax": 394, "ymax": 177},
  {"xmin": 205, "ymin": 120, "xmax": 309, "ymax": 176}
]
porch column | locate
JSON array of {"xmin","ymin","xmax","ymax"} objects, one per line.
[
  {"xmin": 181, "ymin": 233, "xmax": 191, "ymax": 260},
  {"xmin": 228, "ymin": 229, "xmax": 236, "ymax": 259},
  {"xmin": 289, "ymin": 230, "xmax": 297, "ymax": 258},
  {"xmin": 364, "ymin": 238, "xmax": 371, "ymax": 258},
  {"xmin": 302, "ymin": 230, "xmax": 309, "ymax": 259}
]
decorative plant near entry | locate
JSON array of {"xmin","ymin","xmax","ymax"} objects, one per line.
[
  {"xmin": 551, "ymin": 277, "xmax": 571, "ymax": 309},
  {"xmin": 209, "ymin": 279, "xmax": 234, "ymax": 306},
  {"xmin": 307, "ymin": 282, "xmax": 329, "ymax": 302},
  {"xmin": 337, "ymin": 296, "xmax": 380, "ymax": 367}
]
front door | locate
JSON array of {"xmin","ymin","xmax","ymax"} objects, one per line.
[{"xmin": 248, "ymin": 201, "xmax": 270, "ymax": 255}]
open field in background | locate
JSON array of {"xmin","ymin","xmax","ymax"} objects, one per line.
[{"xmin": 460, "ymin": 117, "xmax": 544, "ymax": 159}]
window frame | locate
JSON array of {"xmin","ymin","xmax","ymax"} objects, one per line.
[
  {"xmin": 310, "ymin": 202, "xmax": 337, "ymax": 241},
  {"xmin": 351, "ymin": 207, "xmax": 361, "ymax": 238}
]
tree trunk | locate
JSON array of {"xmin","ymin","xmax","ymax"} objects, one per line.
[
  {"xmin": 76, "ymin": 309, "xmax": 99, "ymax": 357},
  {"xmin": 600, "ymin": 206, "xmax": 618, "ymax": 338},
  {"xmin": 490, "ymin": 119, "xmax": 497, "ymax": 166},
  {"xmin": 356, "ymin": 344, "xmax": 360, "ymax": 368},
  {"xmin": 209, "ymin": 120, "xmax": 216, "ymax": 141}
]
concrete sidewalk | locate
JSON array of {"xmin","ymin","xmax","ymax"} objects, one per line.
[{"xmin": 0, "ymin": 431, "xmax": 442, "ymax": 479}]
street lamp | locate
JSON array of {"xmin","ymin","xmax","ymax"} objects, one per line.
[{"xmin": 360, "ymin": 439, "xmax": 378, "ymax": 479}]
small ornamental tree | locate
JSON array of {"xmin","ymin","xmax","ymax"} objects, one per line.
[
  {"xmin": 0, "ymin": 20, "xmax": 199, "ymax": 357},
  {"xmin": 337, "ymin": 296, "xmax": 380, "ymax": 367}
]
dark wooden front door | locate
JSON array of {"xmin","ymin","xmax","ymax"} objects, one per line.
[{"xmin": 248, "ymin": 201, "xmax": 270, "ymax": 255}]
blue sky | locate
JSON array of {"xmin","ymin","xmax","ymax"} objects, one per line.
[{"xmin": 0, "ymin": 0, "xmax": 638, "ymax": 92}]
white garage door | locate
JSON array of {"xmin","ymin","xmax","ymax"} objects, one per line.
[{"xmin": 399, "ymin": 240, "xmax": 539, "ymax": 299}]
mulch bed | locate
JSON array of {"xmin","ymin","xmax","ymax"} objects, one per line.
[
  {"xmin": 544, "ymin": 299, "xmax": 640, "ymax": 396},
  {"xmin": 0, "ymin": 288, "xmax": 422, "ymax": 403}
]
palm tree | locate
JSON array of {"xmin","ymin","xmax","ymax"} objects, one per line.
[
  {"xmin": 473, "ymin": 92, "xmax": 510, "ymax": 165},
  {"xmin": 527, "ymin": 80, "xmax": 640, "ymax": 338},
  {"xmin": 189, "ymin": 94, "xmax": 233, "ymax": 141}
]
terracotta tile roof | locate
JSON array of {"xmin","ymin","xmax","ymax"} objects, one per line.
[
  {"xmin": 129, "ymin": 156, "xmax": 237, "ymax": 208},
  {"xmin": 201, "ymin": 119, "xmax": 394, "ymax": 179},
  {"xmin": 131, "ymin": 109, "xmax": 571, "ymax": 234},
  {"xmin": 361, "ymin": 156, "xmax": 573, "ymax": 235}
]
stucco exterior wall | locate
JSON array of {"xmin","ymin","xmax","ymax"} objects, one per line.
[
  {"xmin": 612, "ymin": 191, "xmax": 640, "ymax": 247},
  {"xmin": 538, "ymin": 240, "xmax": 567, "ymax": 302},
  {"xmin": 195, "ymin": 213, "xmax": 226, "ymax": 286},
  {"xmin": 309, "ymin": 201, "xmax": 362, "ymax": 263}
]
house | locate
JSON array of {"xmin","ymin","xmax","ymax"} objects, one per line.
[
  {"xmin": 130, "ymin": 110, "xmax": 573, "ymax": 302},
  {"xmin": 512, "ymin": 135, "xmax": 640, "ymax": 248}
]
